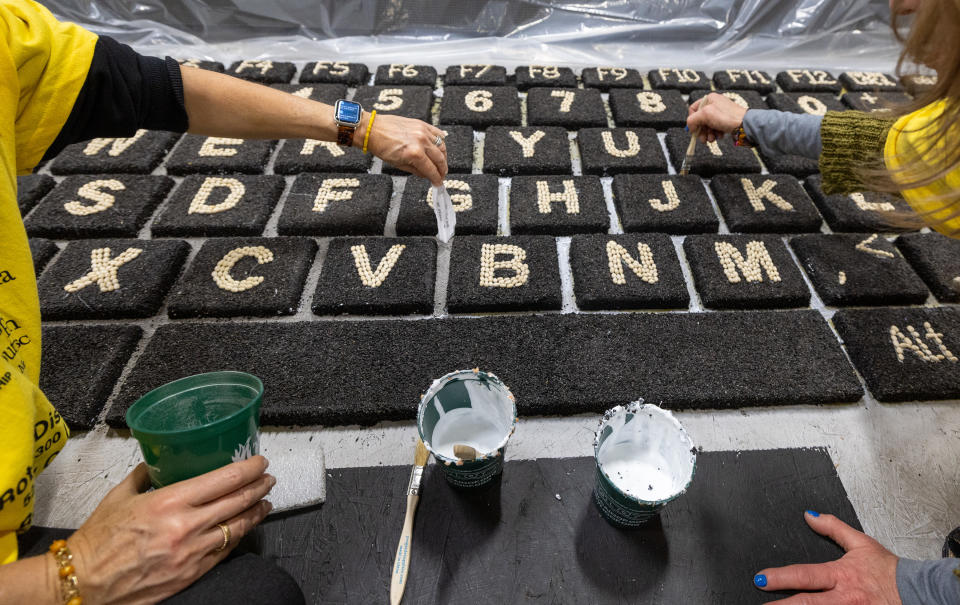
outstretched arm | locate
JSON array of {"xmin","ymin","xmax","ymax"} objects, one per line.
[{"xmin": 179, "ymin": 65, "xmax": 448, "ymax": 184}]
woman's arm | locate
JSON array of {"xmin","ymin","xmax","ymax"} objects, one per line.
[
  {"xmin": 179, "ymin": 66, "xmax": 448, "ymax": 184},
  {"xmin": 0, "ymin": 553, "xmax": 58, "ymax": 603},
  {"xmin": 686, "ymin": 93, "xmax": 896, "ymax": 195},
  {"xmin": 42, "ymin": 35, "xmax": 448, "ymax": 185}
]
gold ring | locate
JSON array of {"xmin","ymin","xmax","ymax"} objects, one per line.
[
  {"xmin": 214, "ymin": 523, "xmax": 231, "ymax": 553},
  {"xmin": 433, "ymin": 134, "xmax": 444, "ymax": 147}
]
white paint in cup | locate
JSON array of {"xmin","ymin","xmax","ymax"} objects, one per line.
[{"xmin": 596, "ymin": 401, "xmax": 696, "ymax": 502}]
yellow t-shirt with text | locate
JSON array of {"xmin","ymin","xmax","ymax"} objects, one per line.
[{"xmin": 0, "ymin": 0, "xmax": 96, "ymax": 564}]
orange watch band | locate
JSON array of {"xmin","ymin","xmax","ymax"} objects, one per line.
[{"xmin": 337, "ymin": 124, "xmax": 356, "ymax": 146}]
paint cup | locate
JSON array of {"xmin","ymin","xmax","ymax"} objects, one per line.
[
  {"xmin": 126, "ymin": 371, "xmax": 263, "ymax": 488},
  {"xmin": 417, "ymin": 369, "xmax": 518, "ymax": 488},
  {"xmin": 593, "ymin": 401, "xmax": 696, "ymax": 528}
]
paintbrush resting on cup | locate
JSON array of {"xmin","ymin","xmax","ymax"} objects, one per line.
[
  {"xmin": 679, "ymin": 95, "xmax": 711, "ymax": 176},
  {"xmin": 390, "ymin": 438, "xmax": 430, "ymax": 605}
]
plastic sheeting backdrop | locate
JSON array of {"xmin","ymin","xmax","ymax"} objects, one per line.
[{"xmin": 45, "ymin": 0, "xmax": 907, "ymax": 71}]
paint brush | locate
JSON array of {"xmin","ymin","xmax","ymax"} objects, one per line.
[
  {"xmin": 453, "ymin": 444, "xmax": 478, "ymax": 460},
  {"xmin": 679, "ymin": 95, "xmax": 711, "ymax": 176},
  {"xmin": 390, "ymin": 438, "xmax": 429, "ymax": 605}
]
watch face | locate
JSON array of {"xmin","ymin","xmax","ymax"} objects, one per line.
[{"xmin": 335, "ymin": 100, "xmax": 362, "ymax": 125}]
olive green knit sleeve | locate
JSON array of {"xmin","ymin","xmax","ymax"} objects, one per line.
[{"xmin": 819, "ymin": 111, "xmax": 896, "ymax": 195}]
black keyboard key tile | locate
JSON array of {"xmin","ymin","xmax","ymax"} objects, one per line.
[
  {"xmin": 895, "ymin": 232, "xmax": 960, "ymax": 303},
  {"xmin": 24, "ymin": 175, "xmax": 173, "ymax": 239},
  {"xmin": 514, "ymin": 65, "xmax": 577, "ymax": 90},
  {"xmin": 612, "ymin": 174, "xmax": 719, "ymax": 234},
  {"xmin": 790, "ymin": 233, "xmax": 929, "ymax": 306},
  {"xmin": 712, "ymin": 69, "xmax": 776, "ymax": 94},
  {"xmin": 608, "ymin": 88, "xmax": 688, "ymax": 130},
  {"xmin": 270, "ymin": 83, "xmax": 347, "ymax": 104},
  {"xmin": 839, "ymin": 71, "xmax": 903, "ymax": 92},
  {"xmin": 274, "ymin": 138, "xmax": 372, "ymax": 174},
  {"xmin": 526, "ymin": 87, "xmax": 607, "ymax": 129},
  {"xmin": 775, "ymin": 69, "xmax": 841, "ymax": 93},
  {"xmin": 227, "ymin": 60, "xmax": 296, "ymax": 83},
  {"xmin": 167, "ymin": 237, "xmax": 317, "ymax": 319},
  {"xmin": 29, "ymin": 238, "xmax": 59, "ymax": 275},
  {"xmin": 50, "ymin": 130, "xmax": 180, "ymax": 175},
  {"xmin": 804, "ymin": 175, "xmax": 914, "ymax": 233},
  {"xmin": 38, "ymin": 239, "xmax": 189, "ymax": 319},
  {"xmin": 177, "ymin": 59, "xmax": 224, "ymax": 72},
  {"xmin": 569, "ymin": 233, "xmax": 689, "ymax": 310},
  {"xmin": 509, "ymin": 176, "xmax": 609, "ymax": 235},
  {"xmin": 757, "ymin": 150, "xmax": 820, "ymax": 178},
  {"xmin": 384, "ymin": 125, "xmax": 474, "ymax": 174},
  {"xmin": 41, "ymin": 324, "xmax": 141, "ymax": 430},
  {"xmin": 312, "ymin": 237, "xmax": 436, "ymax": 316},
  {"xmin": 648, "ymin": 68, "xmax": 709, "ymax": 92},
  {"xmin": 684, "ymin": 234, "xmax": 810, "ymax": 309},
  {"xmin": 664, "ymin": 128, "xmax": 761, "ymax": 176},
  {"xmin": 580, "ymin": 67, "xmax": 644, "ymax": 90},
  {"xmin": 16, "ymin": 174, "xmax": 54, "ymax": 216},
  {"xmin": 438, "ymin": 86, "xmax": 521, "ymax": 129},
  {"xmin": 766, "ymin": 92, "xmax": 845, "ymax": 116},
  {"xmin": 443, "ymin": 64, "xmax": 508, "ymax": 86},
  {"xmin": 446, "ymin": 235, "xmax": 561, "ymax": 314},
  {"xmin": 299, "ymin": 61, "xmax": 368, "ymax": 85},
  {"xmin": 374, "ymin": 64, "xmax": 437, "ymax": 87},
  {"xmin": 277, "ymin": 173, "xmax": 392, "ymax": 236},
  {"xmin": 710, "ymin": 174, "xmax": 822, "ymax": 233},
  {"xmin": 351, "ymin": 85, "xmax": 433, "ymax": 122},
  {"xmin": 689, "ymin": 89, "xmax": 767, "ymax": 111},
  {"xmin": 577, "ymin": 127, "xmax": 667, "ymax": 176},
  {"xmin": 151, "ymin": 175, "xmax": 284, "ymax": 237},
  {"xmin": 397, "ymin": 175, "xmax": 498, "ymax": 236},
  {"xmin": 482, "ymin": 126, "xmax": 571, "ymax": 176},
  {"xmin": 841, "ymin": 91, "xmax": 911, "ymax": 113},
  {"xmin": 900, "ymin": 74, "xmax": 937, "ymax": 96},
  {"xmin": 833, "ymin": 307, "xmax": 960, "ymax": 402},
  {"xmin": 165, "ymin": 135, "xmax": 277, "ymax": 175}
]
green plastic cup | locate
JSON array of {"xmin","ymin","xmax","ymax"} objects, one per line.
[
  {"xmin": 417, "ymin": 369, "xmax": 518, "ymax": 488},
  {"xmin": 126, "ymin": 371, "xmax": 264, "ymax": 488},
  {"xmin": 593, "ymin": 401, "xmax": 697, "ymax": 528}
]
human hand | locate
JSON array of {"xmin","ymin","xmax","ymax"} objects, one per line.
[
  {"xmin": 753, "ymin": 511, "xmax": 901, "ymax": 605},
  {"xmin": 687, "ymin": 92, "xmax": 748, "ymax": 144},
  {"xmin": 68, "ymin": 456, "xmax": 275, "ymax": 605},
  {"xmin": 360, "ymin": 112, "xmax": 448, "ymax": 186}
]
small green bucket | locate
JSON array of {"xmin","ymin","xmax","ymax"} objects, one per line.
[
  {"xmin": 126, "ymin": 371, "xmax": 264, "ymax": 488},
  {"xmin": 417, "ymin": 369, "xmax": 518, "ymax": 488},
  {"xmin": 593, "ymin": 401, "xmax": 696, "ymax": 528}
]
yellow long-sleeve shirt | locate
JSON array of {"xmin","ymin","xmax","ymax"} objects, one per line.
[{"xmin": 0, "ymin": 0, "xmax": 96, "ymax": 564}]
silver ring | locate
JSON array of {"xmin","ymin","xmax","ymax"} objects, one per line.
[{"xmin": 433, "ymin": 134, "xmax": 444, "ymax": 147}]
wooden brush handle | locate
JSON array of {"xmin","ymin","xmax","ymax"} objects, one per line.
[{"xmin": 390, "ymin": 493, "xmax": 419, "ymax": 605}]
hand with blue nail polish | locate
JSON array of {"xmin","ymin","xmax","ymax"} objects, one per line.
[{"xmin": 752, "ymin": 511, "xmax": 901, "ymax": 604}]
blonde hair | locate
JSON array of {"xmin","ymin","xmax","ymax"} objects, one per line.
[{"xmin": 867, "ymin": 0, "xmax": 960, "ymax": 233}]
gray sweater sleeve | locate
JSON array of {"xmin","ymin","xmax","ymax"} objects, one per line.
[
  {"xmin": 897, "ymin": 558, "xmax": 960, "ymax": 605},
  {"xmin": 741, "ymin": 109, "xmax": 823, "ymax": 159}
]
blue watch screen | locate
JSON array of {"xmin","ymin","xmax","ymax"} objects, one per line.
[{"xmin": 336, "ymin": 101, "xmax": 361, "ymax": 124}]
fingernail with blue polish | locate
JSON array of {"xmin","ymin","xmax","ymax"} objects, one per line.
[
  {"xmin": 754, "ymin": 574, "xmax": 767, "ymax": 588},
  {"xmin": 684, "ymin": 125, "xmax": 689, "ymax": 131},
  {"xmin": 806, "ymin": 510, "xmax": 820, "ymax": 517}
]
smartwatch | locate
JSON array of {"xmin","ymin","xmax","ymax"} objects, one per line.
[{"xmin": 334, "ymin": 99, "xmax": 363, "ymax": 146}]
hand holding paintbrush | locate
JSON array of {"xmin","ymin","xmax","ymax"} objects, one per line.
[{"xmin": 681, "ymin": 93, "xmax": 750, "ymax": 174}]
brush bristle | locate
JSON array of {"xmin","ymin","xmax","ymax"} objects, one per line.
[{"xmin": 414, "ymin": 438, "xmax": 430, "ymax": 466}]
